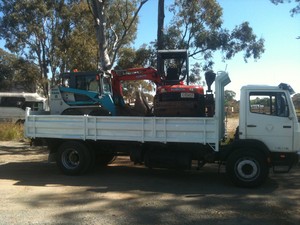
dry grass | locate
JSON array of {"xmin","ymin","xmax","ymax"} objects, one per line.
[{"xmin": 0, "ymin": 123, "xmax": 24, "ymax": 141}]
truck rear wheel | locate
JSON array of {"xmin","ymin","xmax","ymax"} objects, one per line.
[
  {"xmin": 226, "ymin": 149, "xmax": 269, "ymax": 187},
  {"xmin": 56, "ymin": 141, "xmax": 92, "ymax": 175}
]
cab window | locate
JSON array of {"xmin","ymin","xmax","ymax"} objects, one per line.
[
  {"xmin": 249, "ymin": 92, "xmax": 289, "ymax": 117},
  {"xmin": 76, "ymin": 75, "xmax": 98, "ymax": 91}
]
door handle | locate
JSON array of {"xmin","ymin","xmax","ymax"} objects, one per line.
[
  {"xmin": 247, "ymin": 125, "xmax": 257, "ymax": 127},
  {"xmin": 283, "ymin": 125, "xmax": 292, "ymax": 128}
]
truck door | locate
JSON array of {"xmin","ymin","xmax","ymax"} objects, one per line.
[{"xmin": 245, "ymin": 91, "xmax": 293, "ymax": 152}]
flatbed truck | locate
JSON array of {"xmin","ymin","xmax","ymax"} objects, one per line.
[{"xmin": 24, "ymin": 71, "xmax": 299, "ymax": 187}]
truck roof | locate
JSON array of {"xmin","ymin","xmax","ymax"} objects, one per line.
[{"xmin": 241, "ymin": 83, "xmax": 295, "ymax": 94}]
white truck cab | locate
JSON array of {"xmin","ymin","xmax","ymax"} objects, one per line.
[
  {"xmin": 239, "ymin": 84, "xmax": 300, "ymax": 154},
  {"xmin": 223, "ymin": 83, "xmax": 299, "ymax": 187}
]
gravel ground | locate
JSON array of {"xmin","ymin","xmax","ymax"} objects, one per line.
[{"xmin": 0, "ymin": 140, "xmax": 300, "ymax": 225}]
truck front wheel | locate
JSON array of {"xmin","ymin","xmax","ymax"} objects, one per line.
[
  {"xmin": 56, "ymin": 141, "xmax": 92, "ymax": 175},
  {"xmin": 226, "ymin": 149, "xmax": 269, "ymax": 188}
]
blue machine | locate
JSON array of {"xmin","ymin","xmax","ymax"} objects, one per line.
[{"xmin": 51, "ymin": 71, "xmax": 116, "ymax": 116}]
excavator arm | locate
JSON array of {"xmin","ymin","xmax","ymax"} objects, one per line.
[{"xmin": 111, "ymin": 67, "xmax": 162, "ymax": 106}]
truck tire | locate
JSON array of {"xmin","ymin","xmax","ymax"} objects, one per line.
[
  {"xmin": 226, "ymin": 149, "xmax": 269, "ymax": 188},
  {"xmin": 56, "ymin": 141, "xmax": 92, "ymax": 175}
]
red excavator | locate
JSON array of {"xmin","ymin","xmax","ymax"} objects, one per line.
[{"xmin": 111, "ymin": 49, "xmax": 215, "ymax": 117}]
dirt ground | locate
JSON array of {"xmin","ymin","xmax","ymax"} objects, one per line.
[
  {"xmin": 225, "ymin": 116, "xmax": 239, "ymax": 137},
  {"xmin": 0, "ymin": 138, "xmax": 300, "ymax": 225}
]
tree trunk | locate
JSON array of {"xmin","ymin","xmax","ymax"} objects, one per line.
[
  {"xmin": 157, "ymin": 0, "xmax": 165, "ymax": 75},
  {"xmin": 90, "ymin": 0, "xmax": 111, "ymax": 70},
  {"xmin": 157, "ymin": 0, "xmax": 165, "ymax": 50}
]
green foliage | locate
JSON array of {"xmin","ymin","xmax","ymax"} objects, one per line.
[
  {"xmin": 224, "ymin": 90, "xmax": 236, "ymax": 107},
  {"xmin": 60, "ymin": 1, "xmax": 98, "ymax": 72},
  {"xmin": 164, "ymin": 0, "xmax": 265, "ymax": 69},
  {"xmin": 224, "ymin": 90, "xmax": 239, "ymax": 117},
  {"xmin": 0, "ymin": 48, "xmax": 15, "ymax": 91},
  {"xmin": 0, "ymin": 0, "xmax": 143, "ymax": 88},
  {"xmin": 116, "ymin": 46, "xmax": 153, "ymax": 69},
  {"xmin": 106, "ymin": 0, "xmax": 139, "ymax": 50},
  {"xmin": 271, "ymin": 0, "xmax": 300, "ymax": 16},
  {"xmin": 0, "ymin": 1, "xmax": 105, "ymax": 86},
  {"xmin": 0, "ymin": 0, "xmax": 86, "ymax": 94},
  {"xmin": 250, "ymin": 97, "xmax": 271, "ymax": 109},
  {"xmin": 0, "ymin": 0, "xmax": 267, "ymax": 95},
  {"xmin": 271, "ymin": 0, "xmax": 300, "ymax": 39},
  {"xmin": 88, "ymin": 0, "xmax": 145, "ymax": 70},
  {"xmin": 115, "ymin": 46, "xmax": 156, "ymax": 101},
  {"xmin": 189, "ymin": 62, "xmax": 203, "ymax": 84},
  {"xmin": 0, "ymin": 48, "xmax": 41, "ymax": 92},
  {"xmin": 0, "ymin": 123, "xmax": 24, "ymax": 141},
  {"xmin": 121, "ymin": 80, "xmax": 155, "ymax": 103}
]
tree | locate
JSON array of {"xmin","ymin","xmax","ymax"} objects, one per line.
[
  {"xmin": 60, "ymin": 1, "xmax": 99, "ymax": 72},
  {"xmin": 271, "ymin": 0, "xmax": 300, "ymax": 39},
  {"xmin": 115, "ymin": 46, "xmax": 152, "ymax": 69},
  {"xmin": 114, "ymin": 46, "xmax": 155, "ymax": 102},
  {"xmin": 189, "ymin": 62, "xmax": 204, "ymax": 85},
  {"xmin": 157, "ymin": 0, "xmax": 165, "ymax": 74},
  {"xmin": 0, "ymin": 48, "xmax": 16, "ymax": 91},
  {"xmin": 0, "ymin": 0, "xmax": 147, "ymax": 95},
  {"xmin": 164, "ymin": 0, "xmax": 265, "ymax": 69},
  {"xmin": 0, "ymin": 48, "xmax": 41, "ymax": 92},
  {"xmin": 0, "ymin": 0, "xmax": 88, "ymax": 95},
  {"xmin": 271, "ymin": 0, "xmax": 300, "ymax": 16},
  {"xmin": 157, "ymin": 0, "xmax": 165, "ymax": 50},
  {"xmin": 225, "ymin": 90, "xmax": 236, "ymax": 103},
  {"xmin": 88, "ymin": 0, "xmax": 148, "ymax": 70},
  {"xmin": 224, "ymin": 90, "xmax": 238, "ymax": 115}
]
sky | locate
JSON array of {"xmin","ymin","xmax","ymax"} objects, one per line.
[
  {"xmin": 135, "ymin": 0, "xmax": 300, "ymax": 99},
  {"xmin": 0, "ymin": 0, "xmax": 299, "ymax": 99}
]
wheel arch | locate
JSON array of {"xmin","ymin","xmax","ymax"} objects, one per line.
[
  {"xmin": 225, "ymin": 146, "xmax": 270, "ymax": 187},
  {"xmin": 47, "ymin": 139, "xmax": 92, "ymax": 163},
  {"xmin": 221, "ymin": 139, "xmax": 271, "ymax": 162}
]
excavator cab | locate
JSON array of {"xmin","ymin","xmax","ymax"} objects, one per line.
[
  {"xmin": 154, "ymin": 50, "xmax": 206, "ymax": 117},
  {"xmin": 157, "ymin": 49, "xmax": 189, "ymax": 84},
  {"xmin": 61, "ymin": 71, "xmax": 112, "ymax": 94},
  {"xmin": 50, "ymin": 71, "xmax": 116, "ymax": 116}
]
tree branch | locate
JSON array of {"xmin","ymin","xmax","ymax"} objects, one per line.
[{"xmin": 110, "ymin": 0, "xmax": 148, "ymax": 68}]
